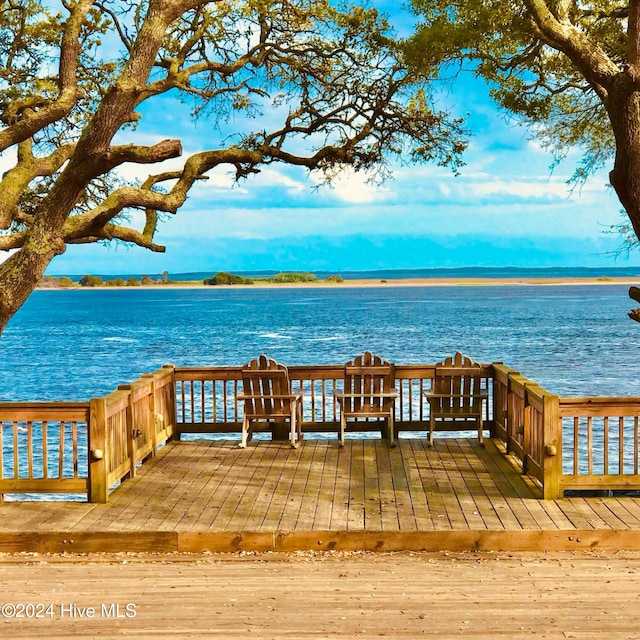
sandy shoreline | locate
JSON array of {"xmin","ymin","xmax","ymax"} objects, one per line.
[{"xmin": 38, "ymin": 275, "xmax": 640, "ymax": 290}]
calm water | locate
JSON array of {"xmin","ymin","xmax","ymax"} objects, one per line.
[{"xmin": 1, "ymin": 284, "xmax": 638, "ymax": 401}]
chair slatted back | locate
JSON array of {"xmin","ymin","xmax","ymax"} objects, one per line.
[
  {"xmin": 343, "ymin": 351, "xmax": 394, "ymax": 414},
  {"xmin": 242, "ymin": 355, "xmax": 292, "ymax": 417},
  {"xmin": 433, "ymin": 351, "xmax": 483, "ymax": 413}
]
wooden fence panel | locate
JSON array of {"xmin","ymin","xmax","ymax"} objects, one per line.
[
  {"xmin": 0, "ymin": 403, "xmax": 89, "ymax": 499},
  {"xmin": 559, "ymin": 398, "xmax": 640, "ymax": 492},
  {"xmin": 173, "ymin": 364, "xmax": 495, "ymax": 438}
]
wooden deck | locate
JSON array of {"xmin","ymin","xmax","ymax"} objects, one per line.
[
  {"xmin": 4, "ymin": 550, "xmax": 640, "ymax": 639},
  {"xmin": 3, "ymin": 438, "xmax": 640, "ymax": 553}
]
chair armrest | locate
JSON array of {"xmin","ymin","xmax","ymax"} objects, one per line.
[
  {"xmin": 238, "ymin": 393, "xmax": 303, "ymax": 401},
  {"xmin": 424, "ymin": 392, "xmax": 488, "ymax": 399},
  {"xmin": 336, "ymin": 390, "xmax": 398, "ymax": 398}
]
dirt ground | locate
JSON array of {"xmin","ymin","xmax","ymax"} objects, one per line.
[{"xmin": 1, "ymin": 549, "xmax": 640, "ymax": 638}]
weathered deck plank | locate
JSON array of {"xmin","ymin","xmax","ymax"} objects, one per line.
[
  {"xmin": 241, "ymin": 440, "xmax": 289, "ymax": 530},
  {"xmin": 329, "ymin": 439, "xmax": 351, "ymax": 529},
  {"xmin": 3, "ymin": 438, "xmax": 640, "ymax": 553},
  {"xmin": 447, "ymin": 438, "xmax": 504, "ymax": 530},
  {"xmin": 213, "ymin": 440, "xmax": 270, "ymax": 531},
  {"xmin": 388, "ymin": 440, "xmax": 417, "ymax": 530},
  {"xmin": 346, "ymin": 440, "xmax": 365, "ymax": 530},
  {"xmin": 277, "ymin": 438, "xmax": 314, "ymax": 530},
  {"xmin": 3, "ymin": 551, "xmax": 640, "ymax": 639},
  {"xmin": 312, "ymin": 439, "xmax": 339, "ymax": 530},
  {"xmin": 408, "ymin": 439, "xmax": 442, "ymax": 530},
  {"xmin": 297, "ymin": 440, "xmax": 329, "ymax": 530},
  {"xmin": 607, "ymin": 496, "xmax": 640, "ymax": 527},
  {"xmin": 429, "ymin": 440, "xmax": 470, "ymax": 529},
  {"xmin": 118, "ymin": 439, "xmax": 210, "ymax": 531},
  {"xmin": 262, "ymin": 444, "xmax": 302, "ymax": 530},
  {"xmin": 163, "ymin": 438, "xmax": 240, "ymax": 530},
  {"xmin": 226, "ymin": 441, "xmax": 280, "ymax": 531},
  {"xmin": 442, "ymin": 440, "xmax": 487, "ymax": 529}
]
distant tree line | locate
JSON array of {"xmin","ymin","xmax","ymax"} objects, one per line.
[
  {"xmin": 38, "ymin": 271, "xmax": 173, "ymax": 288},
  {"xmin": 37, "ymin": 271, "xmax": 346, "ymax": 288},
  {"xmin": 203, "ymin": 272, "xmax": 344, "ymax": 285}
]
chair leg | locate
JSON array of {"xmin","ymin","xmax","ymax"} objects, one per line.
[
  {"xmin": 240, "ymin": 415, "xmax": 249, "ymax": 448},
  {"xmin": 339, "ymin": 413, "xmax": 345, "ymax": 447},
  {"xmin": 388, "ymin": 413, "xmax": 396, "ymax": 448},
  {"xmin": 290, "ymin": 411, "xmax": 298, "ymax": 449},
  {"xmin": 478, "ymin": 417, "xmax": 484, "ymax": 447},
  {"xmin": 297, "ymin": 403, "xmax": 304, "ymax": 443},
  {"xmin": 428, "ymin": 415, "xmax": 434, "ymax": 447}
]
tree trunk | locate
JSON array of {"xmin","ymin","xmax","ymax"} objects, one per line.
[
  {"xmin": 607, "ymin": 77, "xmax": 640, "ymax": 242},
  {"xmin": 0, "ymin": 231, "xmax": 65, "ymax": 333},
  {"xmin": 0, "ymin": 0, "xmax": 178, "ymax": 335}
]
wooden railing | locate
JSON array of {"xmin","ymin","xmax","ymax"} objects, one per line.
[
  {"xmin": 3, "ymin": 359, "xmax": 640, "ymax": 503},
  {"xmin": 491, "ymin": 364, "xmax": 561, "ymax": 499},
  {"xmin": 88, "ymin": 366, "xmax": 176, "ymax": 502},
  {"xmin": 491, "ymin": 364, "xmax": 640, "ymax": 498},
  {"xmin": 173, "ymin": 364, "xmax": 495, "ymax": 438},
  {"xmin": 559, "ymin": 397, "xmax": 640, "ymax": 493},
  {"xmin": 0, "ymin": 402, "xmax": 90, "ymax": 498},
  {"xmin": 0, "ymin": 366, "xmax": 176, "ymax": 503}
]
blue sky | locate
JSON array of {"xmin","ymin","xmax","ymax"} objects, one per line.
[{"xmin": 38, "ymin": 2, "xmax": 640, "ymax": 275}]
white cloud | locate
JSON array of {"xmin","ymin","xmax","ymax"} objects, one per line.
[
  {"xmin": 312, "ymin": 167, "xmax": 391, "ymax": 204},
  {"xmin": 252, "ymin": 168, "xmax": 307, "ymax": 195},
  {"xmin": 467, "ymin": 177, "xmax": 572, "ymax": 200},
  {"xmin": 0, "ymin": 149, "xmax": 17, "ymax": 173},
  {"xmin": 0, "ymin": 248, "xmax": 17, "ymax": 265}
]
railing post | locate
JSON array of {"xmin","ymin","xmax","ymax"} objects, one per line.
[
  {"xmin": 507, "ymin": 372, "xmax": 527, "ymax": 454},
  {"xmin": 488, "ymin": 363, "xmax": 500, "ymax": 439},
  {"xmin": 522, "ymin": 402, "xmax": 533, "ymax": 475},
  {"xmin": 523, "ymin": 382, "xmax": 545, "ymax": 476},
  {"xmin": 88, "ymin": 397, "xmax": 108, "ymax": 503},
  {"xmin": 163, "ymin": 364, "xmax": 178, "ymax": 441},
  {"xmin": 141, "ymin": 374, "xmax": 158, "ymax": 456},
  {"xmin": 118, "ymin": 385, "xmax": 137, "ymax": 478},
  {"xmin": 542, "ymin": 392, "xmax": 562, "ymax": 500}
]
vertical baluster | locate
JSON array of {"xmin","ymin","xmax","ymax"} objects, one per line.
[
  {"xmin": 200, "ymin": 380, "xmax": 205, "ymax": 423},
  {"xmin": 486, "ymin": 377, "xmax": 491, "ymax": 421},
  {"xmin": 408, "ymin": 379, "xmax": 413, "ymax": 425},
  {"xmin": 529, "ymin": 410, "xmax": 535, "ymax": 461},
  {"xmin": 212, "ymin": 380, "xmax": 218, "ymax": 423},
  {"xmin": 603, "ymin": 416, "xmax": 609, "ymax": 474},
  {"xmin": 42, "ymin": 420, "xmax": 48, "ymax": 479},
  {"xmin": 111, "ymin": 414, "xmax": 118, "ymax": 473},
  {"xmin": 25, "ymin": 421, "xmax": 33, "ymax": 479},
  {"xmin": 233, "ymin": 379, "xmax": 239, "ymax": 422},
  {"xmin": 72, "ymin": 421, "xmax": 78, "ymax": 478},
  {"xmin": 310, "ymin": 379, "xmax": 316, "ymax": 424},
  {"xmin": 189, "ymin": 381, "xmax": 195, "ymax": 424},
  {"xmin": 587, "ymin": 416, "xmax": 593, "ymax": 475},
  {"xmin": 180, "ymin": 380, "xmax": 186, "ymax": 423},
  {"xmin": 59, "ymin": 421, "xmax": 65, "ymax": 478},
  {"xmin": 223, "ymin": 381, "xmax": 228, "ymax": 422},
  {"xmin": 13, "ymin": 421, "xmax": 19, "ymax": 479},
  {"xmin": 419, "ymin": 379, "xmax": 424, "ymax": 421},
  {"xmin": 635, "ymin": 416, "xmax": 639, "ymax": 474},
  {"xmin": 573, "ymin": 417, "xmax": 579, "ymax": 475},
  {"xmin": 321, "ymin": 380, "xmax": 326, "ymax": 423},
  {"xmin": 619, "ymin": 416, "xmax": 625, "ymax": 475}
]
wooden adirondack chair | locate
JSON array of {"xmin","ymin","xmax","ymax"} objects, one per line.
[
  {"xmin": 335, "ymin": 351, "xmax": 398, "ymax": 447},
  {"xmin": 238, "ymin": 355, "xmax": 304, "ymax": 448},
  {"xmin": 425, "ymin": 352, "xmax": 487, "ymax": 447}
]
